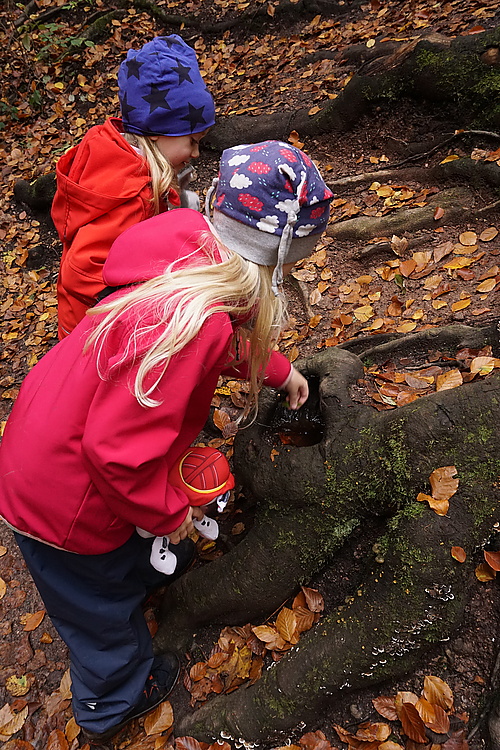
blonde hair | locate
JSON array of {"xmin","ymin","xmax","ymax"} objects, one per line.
[
  {"xmin": 86, "ymin": 235, "xmax": 287, "ymax": 419},
  {"xmin": 123, "ymin": 132, "xmax": 175, "ymax": 214}
]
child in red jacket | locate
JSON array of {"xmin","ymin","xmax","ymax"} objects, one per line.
[
  {"xmin": 0, "ymin": 140, "xmax": 333, "ymax": 745},
  {"xmin": 52, "ymin": 35, "xmax": 215, "ymax": 339}
]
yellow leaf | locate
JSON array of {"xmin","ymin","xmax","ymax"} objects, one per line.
[
  {"xmin": 53, "ymin": 82, "xmax": 65, "ymax": 90},
  {"xmin": 308, "ymin": 314, "xmax": 322, "ymax": 328},
  {"xmin": 470, "ymin": 356, "xmax": 496, "ymax": 375},
  {"xmin": 65, "ymin": 717, "xmax": 80, "ymax": 743},
  {"xmin": 476, "ymin": 278, "xmax": 497, "ymax": 293},
  {"xmin": 451, "ymin": 298, "xmax": 471, "ymax": 311},
  {"xmin": 366, "ymin": 38, "xmax": 376, "ymax": 47},
  {"xmin": 443, "ymin": 256, "xmax": 474, "ymax": 269},
  {"xmin": 436, "ymin": 369, "xmax": 463, "ymax": 391},
  {"xmin": 0, "ymin": 578, "xmax": 6, "ymax": 599},
  {"xmin": 432, "ymin": 300, "xmax": 448, "ymax": 310},
  {"xmin": 276, "ymin": 607, "xmax": 298, "ymax": 643},
  {"xmin": 440, "ymin": 155, "xmax": 460, "ymax": 163},
  {"xmin": 5, "ymin": 674, "xmax": 32, "ymax": 697},
  {"xmin": 396, "ymin": 321, "xmax": 417, "ymax": 333},
  {"xmin": 0, "ymin": 704, "xmax": 29, "ymax": 737},
  {"xmin": 354, "ymin": 305, "xmax": 373, "ymax": 322},
  {"xmin": 308, "ymin": 105, "xmax": 321, "ymax": 116}
]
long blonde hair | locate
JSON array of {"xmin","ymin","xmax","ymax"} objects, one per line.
[
  {"xmin": 123, "ymin": 132, "xmax": 175, "ymax": 214},
  {"xmin": 86, "ymin": 235, "xmax": 287, "ymax": 419}
]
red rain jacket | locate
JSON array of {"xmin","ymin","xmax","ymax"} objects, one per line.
[
  {"xmin": 0, "ymin": 210, "xmax": 291, "ymax": 554},
  {"xmin": 51, "ymin": 118, "xmax": 179, "ymax": 339}
]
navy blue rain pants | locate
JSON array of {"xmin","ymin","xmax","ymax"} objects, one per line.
[{"xmin": 14, "ymin": 531, "xmax": 172, "ymax": 734}]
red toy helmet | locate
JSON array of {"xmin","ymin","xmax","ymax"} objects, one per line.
[{"xmin": 168, "ymin": 447, "xmax": 235, "ymax": 506}]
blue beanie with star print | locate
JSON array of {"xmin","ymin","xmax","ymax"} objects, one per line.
[{"xmin": 118, "ymin": 35, "xmax": 216, "ymax": 137}]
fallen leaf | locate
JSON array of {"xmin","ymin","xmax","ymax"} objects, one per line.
[
  {"xmin": 434, "ymin": 207, "xmax": 444, "ymax": 220},
  {"xmin": 479, "ymin": 226, "xmax": 498, "ymax": 241},
  {"xmin": 435, "ymin": 369, "xmax": 463, "ymax": 391},
  {"xmin": 459, "ymin": 231, "xmax": 477, "ymax": 246},
  {"xmin": 144, "ymin": 700, "xmax": 174, "ymax": 735},
  {"xmin": 301, "ymin": 586, "xmax": 324, "ymax": 612},
  {"xmin": 475, "ymin": 562, "xmax": 496, "ymax": 581},
  {"xmin": 476, "ymin": 278, "xmax": 497, "ymax": 293},
  {"xmin": 399, "ymin": 702, "xmax": 427, "ymax": 743},
  {"xmin": 484, "ymin": 550, "xmax": 500, "ymax": 571},
  {"xmin": 451, "ymin": 298, "xmax": 471, "ymax": 312},
  {"xmin": 451, "ymin": 546, "xmax": 466, "ymax": 563},
  {"xmin": 423, "ymin": 675, "xmax": 454, "ymax": 710},
  {"xmin": 429, "ymin": 466, "xmax": 458, "ymax": 501},
  {"xmin": 46, "ymin": 729, "xmax": 69, "ymax": 750},
  {"xmin": 276, "ymin": 608, "xmax": 298, "ymax": 643},
  {"xmin": 23, "ymin": 610, "xmax": 45, "ymax": 632}
]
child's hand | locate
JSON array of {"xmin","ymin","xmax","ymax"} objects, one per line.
[
  {"xmin": 168, "ymin": 507, "xmax": 194, "ymax": 544},
  {"xmin": 283, "ymin": 367, "xmax": 309, "ymax": 410}
]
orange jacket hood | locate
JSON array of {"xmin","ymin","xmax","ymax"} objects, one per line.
[{"xmin": 52, "ymin": 118, "xmax": 151, "ymax": 245}]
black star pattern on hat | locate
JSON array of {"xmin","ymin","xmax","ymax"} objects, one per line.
[
  {"xmin": 173, "ymin": 59, "xmax": 193, "ymax": 85},
  {"xmin": 120, "ymin": 92, "xmax": 137, "ymax": 120},
  {"xmin": 180, "ymin": 103, "xmax": 207, "ymax": 132},
  {"xmin": 125, "ymin": 57, "xmax": 144, "ymax": 79},
  {"xmin": 143, "ymin": 84, "xmax": 172, "ymax": 114},
  {"xmin": 161, "ymin": 35, "xmax": 184, "ymax": 48}
]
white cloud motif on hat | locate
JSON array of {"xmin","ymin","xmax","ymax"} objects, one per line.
[
  {"xmin": 228, "ymin": 154, "xmax": 251, "ymax": 166},
  {"xmin": 256, "ymin": 215, "xmax": 279, "ymax": 233},
  {"xmin": 296, "ymin": 224, "xmax": 315, "ymax": 237},
  {"xmin": 230, "ymin": 173, "xmax": 253, "ymax": 189},
  {"xmin": 276, "ymin": 198, "xmax": 300, "ymax": 214},
  {"xmin": 278, "ymin": 164, "xmax": 297, "ymax": 181}
]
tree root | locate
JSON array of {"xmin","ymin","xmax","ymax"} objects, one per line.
[{"xmin": 174, "ymin": 332, "xmax": 500, "ymax": 742}]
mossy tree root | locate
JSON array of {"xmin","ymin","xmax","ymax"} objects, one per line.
[{"xmin": 178, "ymin": 479, "xmax": 499, "ymax": 743}]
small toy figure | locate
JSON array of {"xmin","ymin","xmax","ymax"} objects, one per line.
[{"xmin": 137, "ymin": 446, "xmax": 235, "ymax": 574}]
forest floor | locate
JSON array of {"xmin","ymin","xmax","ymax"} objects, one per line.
[{"xmin": 1, "ymin": 0, "xmax": 500, "ymax": 748}]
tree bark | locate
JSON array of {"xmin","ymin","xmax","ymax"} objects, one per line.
[{"xmin": 153, "ymin": 324, "xmax": 500, "ymax": 744}]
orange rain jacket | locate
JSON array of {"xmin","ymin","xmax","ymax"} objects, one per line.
[{"xmin": 51, "ymin": 118, "xmax": 179, "ymax": 339}]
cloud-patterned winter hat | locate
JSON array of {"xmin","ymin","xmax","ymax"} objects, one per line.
[
  {"xmin": 205, "ymin": 140, "xmax": 333, "ymax": 294},
  {"xmin": 118, "ymin": 35, "xmax": 215, "ymax": 137}
]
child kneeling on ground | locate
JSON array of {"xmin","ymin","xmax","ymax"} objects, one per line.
[{"xmin": 0, "ymin": 140, "xmax": 333, "ymax": 744}]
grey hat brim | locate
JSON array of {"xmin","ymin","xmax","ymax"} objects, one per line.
[{"xmin": 212, "ymin": 210, "xmax": 319, "ymax": 268}]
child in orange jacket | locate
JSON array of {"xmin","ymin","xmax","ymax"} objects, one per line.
[{"xmin": 51, "ymin": 35, "xmax": 215, "ymax": 339}]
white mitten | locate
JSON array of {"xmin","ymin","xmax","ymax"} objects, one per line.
[{"xmin": 136, "ymin": 527, "xmax": 177, "ymax": 574}]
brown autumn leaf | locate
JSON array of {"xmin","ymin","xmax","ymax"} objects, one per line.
[
  {"xmin": 378, "ymin": 743, "xmax": 404, "ymax": 750},
  {"xmin": 484, "ymin": 550, "xmax": 500, "ymax": 571},
  {"xmin": 59, "ymin": 669, "xmax": 72, "ymax": 700},
  {"xmin": 251, "ymin": 625, "xmax": 287, "ymax": 650},
  {"xmin": 415, "ymin": 696, "xmax": 436, "ymax": 725},
  {"xmin": 434, "ymin": 207, "xmax": 444, "ymax": 220},
  {"xmin": 293, "ymin": 606, "xmax": 316, "ymax": 634},
  {"xmin": 46, "ymin": 729, "xmax": 69, "ymax": 750},
  {"xmin": 213, "ymin": 409, "xmax": 231, "ymax": 432},
  {"xmin": 355, "ymin": 721, "xmax": 391, "ymax": 742},
  {"xmin": 400, "ymin": 259, "xmax": 417, "ymax": 277},
  {"xmin": 64, "ymin": 717, "xmax": 80, "ymax": 743},
  {"xmin": 451, "ymin": 546, "xmax": 466, "ymax": 563},
  {"xmin": 299, "ymin": 729, "xmax": 334, "ymax": 750},
  {"xmin": 276, "ymin": 607, "xmax": 298, "ymax": 643},
  {"xmin": 423, "ymin": 675, "xmax": 454, "ymax": 710},
  {"xmin": 190, "ymin": 662, "xmax": 207, "ymax": 682},
  {"xmin": 400, "ymin": 702, "xmax": 427, "ymax": 743},
  {"xmin": 208, "ymin": 743, "xmax": 232, "ymax": 750},
  {"xmin": 176, "ymin": 737, "xmax": 205, "ymax": 750},
  {"xmin": 479, "ymin": 226, "xmax": 498, "ymax": 241},
  {"xmin": 475, "ymin": 563, "xmax": 496, "ymax": 581},
  {"xmin": 0, "ymin": 578, "xmax": 6, "ymax": 600},
  {"xmin": 427, "ymin": 704, "xmax": 450, "ymax": 734},
  {"xmin": 395, "ymin": 691, "xmax": 419, "ymax": 717},
  {"xmin": 429, "ymin": 466, "xmax": 458, "ymax": 501},
  {"xmin": 22, "ymin": 610, "xmax": 45, "ymax": 632},
  {"xmin": 459, "ymin": 231, "xmax": 477, "ymax": 246},
  {"xmin": 435, "ymin": 369, "xmax": 463, "ymax": 391},
  {"xmin": 301, "ymin": 585, "xmax": 324, "ymax": 612},
  {"xmin": 144, "ymin": 700, "xmax": 174, "ymax": 735},
  {"xmin": 0, "ymin": 705, "xmax": 29, "ymax": 739},
  {"xmin": 441, "ymin": 729, "xmax": 469, "ymax": 750}
]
